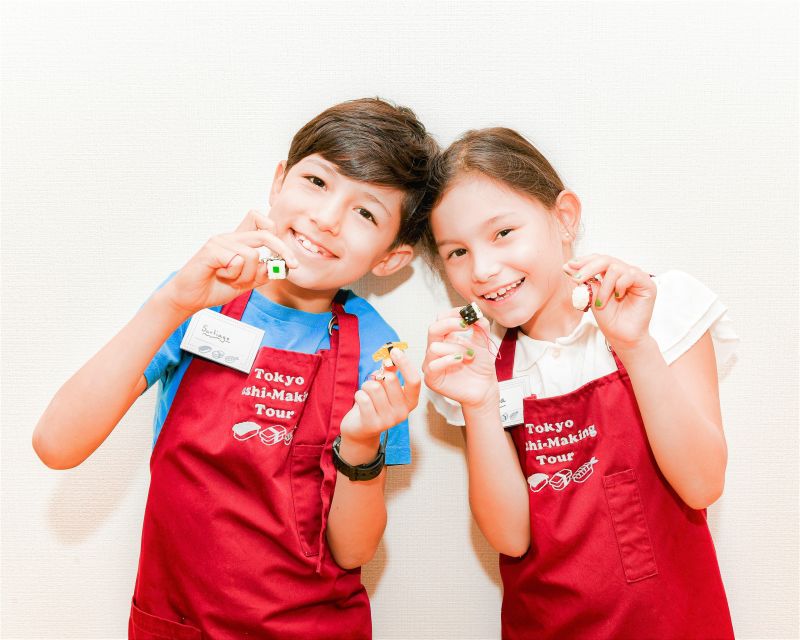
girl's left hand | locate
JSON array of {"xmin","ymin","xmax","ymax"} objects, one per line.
[{"xmin": 565, "ymin": 255, "xmax": 657, "ymax": 351}]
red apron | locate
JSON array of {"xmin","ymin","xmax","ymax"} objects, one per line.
[
  {"xmin": 129, "ymin": 291, "xmax": 371, "ymax": 639},
  {"xmin": 496, "ymin": 327, "xmax": 734, "ymax": 640}
]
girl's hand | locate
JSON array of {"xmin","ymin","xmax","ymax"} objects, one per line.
[
  {"xmin": 339, "ymin": 348, "xmax": 421, "ymax": 444},
  {"xmin": 160, "ymin": 210, "xmax": 299, "ymax": 316},
  {"xmin": 565, "ymin": 255, "xmax": 657, "ymax": 351},
  {"xmin": 422, "ymin": 310, "xmax": 499, "ymax": 410}
]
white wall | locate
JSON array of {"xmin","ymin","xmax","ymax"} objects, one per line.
[{"xmin": 2, "ymin": 2, "xmax": 797, "ymax": 638}]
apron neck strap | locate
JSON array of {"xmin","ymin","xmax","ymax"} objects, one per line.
[
  {"xmin": 220, "ymin": 291, "xmax": 252, "ymax": 321},
  {"xmin": 495, "ymin": 327, "xmax": 518, "ymax": 381}
]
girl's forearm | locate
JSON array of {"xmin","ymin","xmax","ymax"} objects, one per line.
[
  {"xmin": 615, "ymin": 336, "xmax": 727, "ymax": 509},
  {"xmin": 463, "ymin": 400, "xmax": 530, "ymax": 556},
  {"xmin": 33, "ymin": 290, "xmax": 189, "ymax": 469}
]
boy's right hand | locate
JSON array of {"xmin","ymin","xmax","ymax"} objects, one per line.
[
  {"xmin": 159, "ymin": 210, "xmax": 299, "ymax": 316},
  {"xmin": 422, "ymin": 309, "xmax": 499, "ymax": 410}
]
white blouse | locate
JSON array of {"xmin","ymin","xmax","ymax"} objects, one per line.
[{"xmin": 427, "ymin": 270, "xmax": 739, "ymax": 427}]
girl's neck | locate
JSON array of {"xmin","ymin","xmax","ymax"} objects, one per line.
[{"xmin": 519, "ymin": 276, "xmax": 584, "ymax": 342}]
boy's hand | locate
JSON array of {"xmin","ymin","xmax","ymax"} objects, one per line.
[
  {"xmin": 422, "ymin": 310, "xmax": 499, "ymax": 410},
  {"xmin": 160, "ymin": 210, "xmax": 299, "ymax": 316},
  {"xmin": 338, "ymin": 349, "xmax": 420, "ymax": 462},
  {"xmin": 564, "ymin": 255, "xmax": 656, "ymax": 352}
]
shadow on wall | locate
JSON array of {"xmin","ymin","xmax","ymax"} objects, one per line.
[{"xmin": 44, "ymin": 404, "xmax": 151, "ymax": 545}]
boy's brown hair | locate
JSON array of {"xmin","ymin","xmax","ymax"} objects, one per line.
[
  {"xmin": 420, "ymin": 127, "xmax": 565, "ymax": 262},
  {"xmin": 286, "ymin": 98, "xmax": 439, "ymax": 248}
]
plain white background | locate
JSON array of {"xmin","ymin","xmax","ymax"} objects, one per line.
[{"xmin": 2, "ymin": 1, "xmax": 798, "ymax": 638}]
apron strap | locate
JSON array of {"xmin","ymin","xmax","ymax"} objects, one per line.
[
  {"xmin": 315, "ymin": 290, "xmax": 359, "ymax": 573},
  {"xmin": 220, "ymin": 291, "xmax": 252, "ymax": 321},
  {"xmin": 495, "ymin": 327, "xmax": 518, "ymax": 382},
  {"xmin": 608, "ymin": 344, "xmax": 629, "ymax": 377}
]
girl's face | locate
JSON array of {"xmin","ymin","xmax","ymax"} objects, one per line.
[{"xmin": 431, "ymin": 172, "xmax": 574, "ymax": 330}]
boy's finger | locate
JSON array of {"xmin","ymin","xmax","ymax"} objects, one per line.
[
  {"xmin": 236, "ymin": 210, "xmax": 276, "ymax": 234},
  {"xmin": 228, "ymin": 230, "xmax": 299, "ymax": 269}
]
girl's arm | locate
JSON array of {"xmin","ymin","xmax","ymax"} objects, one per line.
[
  {"xmin": 424, "ymin": 313, "xmax": 530, "ymax": 556},
  {"xmin": 615, "ymin": 330, "xmax": 726, "ymax": 509},
  {"xmin": 567, "ymin": 255, "xmax": 727, "ymax": 510}
]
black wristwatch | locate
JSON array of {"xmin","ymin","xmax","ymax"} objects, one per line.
[{"xmin": 332, "ymin": 435, "xmax": 386, "ymax": 481}]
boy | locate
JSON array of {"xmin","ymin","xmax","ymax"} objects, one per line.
[{"xmin": 33, "ymin": 98, "xmax": 438, "ymax": 639}]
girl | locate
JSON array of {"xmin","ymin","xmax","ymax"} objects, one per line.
[{"xmin": 421, "ymin": 128, "xmax": 738, "ymax": 639}]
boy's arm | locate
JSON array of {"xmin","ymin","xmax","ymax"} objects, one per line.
[
  {"xmin": 33, "ymin": 210, "xmax": 298, "ymax": 469},
  {"xmin": 326, "ymin": 349, "xmax": 420, "ymax": 569},
  {"xmin": 32, "ymin": 292, "xmax": 189, "ymax": 469}
]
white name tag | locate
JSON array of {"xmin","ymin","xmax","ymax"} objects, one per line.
[
  {"xmin": 180, "ymin": 308, "xmax": 265, "ymax": 374},
  {"xmin": 498, "ymin": 377, "xmax": 531, "ymax": 428}
]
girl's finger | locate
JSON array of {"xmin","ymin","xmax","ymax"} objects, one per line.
[
  {"xmin": 428, "ymin": 314, "xmax": 471, "ymax": 345},
  {"xmin": 428, "ymin": 341, "xmax": 466, "ymax": 357},
  {"xmin": 426, "ymin": 353, "xmax": 468, "ymax": 374},
  {"xmin": 594, "ymin": 263, "xmax": 625, "ymax": 310},
  {"xmin": 613, "ymin": 271, "xmax": 637, "ymax": 300}
]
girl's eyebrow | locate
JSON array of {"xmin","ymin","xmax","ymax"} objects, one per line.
[{"xmin": 436, "ymin": 211, "xmax": 518, "ymax": 247}]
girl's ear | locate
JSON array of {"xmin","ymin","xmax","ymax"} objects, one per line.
[
  {"xmin": 268, "ymin": 161, "xmax": 287, "ymax": 206},
  {"xmin": 371, "ymin": 244, "xmax": 415, "ymax": 277},
  {"xmin": 554, "ymin": 190, "xmax": 582, "ymax": 241}
]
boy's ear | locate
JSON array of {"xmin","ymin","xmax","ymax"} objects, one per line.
[
  {"xmin": 554, "ymin": 190, "xmax": 581, "ymax": 241},
  {"xmin": 371, "ymin": 244, "xmax": 415, "ymax": 277},
  {"xmin": 268, "ymin": 161, "xmax": 288, "ymax": 206}
]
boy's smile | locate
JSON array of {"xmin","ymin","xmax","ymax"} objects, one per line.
[{"xmin": 259, "ymin": 154, "xmax": 413, "ymax": 312}]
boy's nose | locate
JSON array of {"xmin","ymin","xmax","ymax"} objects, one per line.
[{"xmin": 308, "ymin": 201, "xmax": 343, "ymax": 235}]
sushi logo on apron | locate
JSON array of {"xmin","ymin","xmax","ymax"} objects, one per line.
[
  {"xmin": 527, "ymin": 457, "xmax": 599, "ymax": 493},
  {"xmin": 523, "ymin": 416, "xmax": 600, "ymax": 492},
  {"xmin": 231, "ymin": 368, "xmax": 310, "ymax": 447}
]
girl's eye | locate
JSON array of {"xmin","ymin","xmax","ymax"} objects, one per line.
[
  {"xmin": 305, "ymin": 175, "xmax": 325, "ymax": 188},
  {"xmin": 446, "ymin": 248, "xmax": 467, "ymax": 260},
  {"xmin": 496, "ymin": 228, "xmax": 513, "ymax": 239},
  {"xmin": 357, "ymin": 207, "xmax": 377, "ymax": 225}
]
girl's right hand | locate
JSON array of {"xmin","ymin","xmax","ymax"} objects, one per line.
[
  {"xmin": 422, "ymin": 309, "xmax": 499, "ymax": 410},
  {"xmin": 159, "ymin": 210, "xmax": 299, "ymax": 316}
]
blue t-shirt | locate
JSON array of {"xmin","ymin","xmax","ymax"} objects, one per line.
[{"xmin": 143, "ymin": 283, "xmax": 411, "ymax": 465}]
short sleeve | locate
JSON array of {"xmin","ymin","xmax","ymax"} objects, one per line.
[
  {"xmin": 426, "ymin": 386, "xmax": 466, "ymax": 427},
  {"xmin": 650, "ymin": 270, "xmax": 739, "ymax": 371}
]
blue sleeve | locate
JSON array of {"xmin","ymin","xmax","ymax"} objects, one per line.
[
  {"xmin": 345, "ymin": 292, "xmax": 411, "ymax": 466},
  {"xmin": 141, "ymin": 272, "xmax": 222, "ymax": 389}
]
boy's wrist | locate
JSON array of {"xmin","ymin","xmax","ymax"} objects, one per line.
[
  {"xmin": 149, "ymin": 287, "xmax": 196, "ymax": 324},
  {"xmin": 337, "ymin": 432, "xmax": 383, "ymax": 466}
]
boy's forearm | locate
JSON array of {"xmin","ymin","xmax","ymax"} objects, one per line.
[
  {"xmin": 33, "ymin": 290, "xmax": 190, "ymax": 469},
  {"xmin": 326, "ymin": 435, "xmax": 387, "ymax": 569},
  {"xmin": 616, "ymin": 336, "xmax": 727, "ymax": 509},
  {"xmin": 463, "ymin": 401, "xmax": 531, "ymax": 557}
]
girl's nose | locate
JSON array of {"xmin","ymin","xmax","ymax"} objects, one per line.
[{"xmin": 471, "ymin": 253, "xmax": 501, "ymax": 283}]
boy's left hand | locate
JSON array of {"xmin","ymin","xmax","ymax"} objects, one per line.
[
  {"xmin": 565, "ymin": 254, "xmax": 657, "ymax": 351},
  {"xmin": 339, "ymin": 348, "xmax": 420, "ymax": 450}
]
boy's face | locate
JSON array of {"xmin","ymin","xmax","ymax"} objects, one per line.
[{"xmin": 267, "ymin": 154, "xmax": 413, "ymax": 293}]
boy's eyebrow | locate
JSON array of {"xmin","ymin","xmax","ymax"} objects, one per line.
[{"xmin": 436, "ymin": 212, "xmax": 518, "ymax": 247}]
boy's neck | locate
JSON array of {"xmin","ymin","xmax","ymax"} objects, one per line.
[
  {"xmin": 255, "ymin": 280, "xmax": 339, "ymax": 314},
  {"xmin": 519, "ymin": 278, "xmax": 583, "ymax": 343}
]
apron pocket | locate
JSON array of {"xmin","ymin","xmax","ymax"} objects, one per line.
[
  {"xmin": 290, "ymin": 444, "xmax": 325, "ymax": 557},
  {"xmin": 602, "ymin": 468, "xmax": 659, "ymax": 583},
  {"xmin": 129, "ymin": 600, "xmax": 201, "ymax": 640}
]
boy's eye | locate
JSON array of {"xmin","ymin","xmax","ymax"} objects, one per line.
[
  {"xmin": 305, "ymin": 175, "xmax": 326, "ymax": 188},
  {"xmin": 496, "ymin": 228, "xmax": 513, "ymax": 239},
  {"xmin": 446, "ymin": 248, "xmax": 467, "ymax": 260},
  {"xmin": 356, "ymin": 207, "xmax": 377, "ymax": 225}
]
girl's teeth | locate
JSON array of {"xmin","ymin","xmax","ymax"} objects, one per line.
[{"xmin": 498, "ymin": 288, "xmax": 507, "ymax": 295}]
